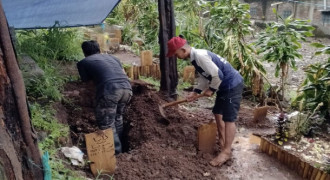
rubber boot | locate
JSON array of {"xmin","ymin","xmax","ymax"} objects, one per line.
[
  {"xmin": 112, "ymin": 128, "xmax": 122, "ymax": 154},
  {"xmin": 115, "ymin": 120, "xmax": 123, "ymax": 142}
]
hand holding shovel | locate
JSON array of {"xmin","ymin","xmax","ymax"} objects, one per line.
[{"xmin": 158, "ymin": 93, "xmax": 206, "ymax": 119}]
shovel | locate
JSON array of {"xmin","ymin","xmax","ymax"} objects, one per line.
[{"xmin": 158, "ymin": 94, "xmax": 205, "ymax": 119}]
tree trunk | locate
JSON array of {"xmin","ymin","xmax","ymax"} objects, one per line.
[
  {"xmin": 0, "ymin": 2, "xmax": 43, "ymax": 180},
  {"xmin": 158, "ymin": 0, "xmax": 178, "ymax": 99}
]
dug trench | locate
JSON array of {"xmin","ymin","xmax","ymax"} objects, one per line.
[
  {"xmin": 63, "ymin": 80, "xmax": 225, "ymax": 179},
  {"xmin": 62, "ymin": 79, "xmax": 302, "ymax": 179}
]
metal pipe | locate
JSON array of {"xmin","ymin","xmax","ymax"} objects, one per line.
[{"xmin": 325, "ymin": 0, "xmax": 327, "ymax": 10}]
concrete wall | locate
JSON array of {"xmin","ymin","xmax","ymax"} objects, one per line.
[{"xmin": 244, "ymin": 0, "xmax": 330, "ymax": 36}]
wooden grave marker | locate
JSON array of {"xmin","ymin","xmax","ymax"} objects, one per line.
[
  {"xmin": 140, "ymin": 50, "xmax": 153, "ymax": 66},
  {"xmin": 114, "ymin": 29, "xmax": 122, "ymax": 43},
  {"xmin": 197, "ymin": 122, "xmax": 217, "ymax": 153},
  {"xmin": 109, "ymin": 38, "xmax": 120, "ymax": 52},
  {"xmin": 183, "ymin": 66, "xmax": 195, "ymax": 84},
  {"xmin": 85, "ymin": 129, "xmax": 116, "ymax": 176}
]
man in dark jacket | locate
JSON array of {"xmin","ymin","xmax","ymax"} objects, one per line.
[{"xmin": 77, "ymin": 40, "xmax": 132, "ymax": 154}]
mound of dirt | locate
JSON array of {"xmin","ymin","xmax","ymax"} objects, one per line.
[
  {"xmin": 63, "ymin": 80, "xmax": 227, "ymax": 179},
  {"xmin": 63, "ymin": 82, "xmax": 98, "ymax": 149}
]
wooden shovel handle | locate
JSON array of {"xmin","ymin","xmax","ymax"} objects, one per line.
[{"xmin": 162, "ymin": 94, "xmax": 205, "ymax": 108}]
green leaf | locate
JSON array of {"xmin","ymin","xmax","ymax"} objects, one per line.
[
  {"xmin": 315, "ymin": 51, "xmax": 323, "ymax": 56},
  {"xmin": 278, "ymin": 141, "xmax": 283, "ymax": 145},
  {"xmin": 272, "ymin": 8, "xmax": 277, "ymax": 14},
  {"xmin": 310, "ymin": 43, "xmax": 325, "ymax": 48}
]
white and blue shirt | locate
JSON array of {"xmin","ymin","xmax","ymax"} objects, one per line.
[{"xmin": 190, "ymin": 48, "xmax": 243, "ymax": 93}]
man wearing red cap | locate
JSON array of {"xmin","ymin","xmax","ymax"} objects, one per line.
[{"xmin": 167, "ymin": 36, "xmax": 244, "ymax": 167}]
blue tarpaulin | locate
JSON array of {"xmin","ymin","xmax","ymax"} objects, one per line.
[{"xmin": 2, "ymin": 0, "xmax": 121, "ymax": 29}]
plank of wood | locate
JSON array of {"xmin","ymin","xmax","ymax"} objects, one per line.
[
  {"xmin": 85, "ymin": 129, "xmax": 116, "ymax": 176},
  {"xmin": 197, "ymin": 122, "xmax": 217, "ymax": 154},
  {"xmin": 183, "ymin": 66, "xmax": 195, "ymax": 83},
  {"xmin": 140, "ymin": 50, "xmax": 153, "ymax": 66},
  {"xmin": 114, "ymin": 29, "xmax": 122, "ymax": 43},
  {"xmin": 249, "ymin": 134, "xmax": 261, "ymax": 145}
]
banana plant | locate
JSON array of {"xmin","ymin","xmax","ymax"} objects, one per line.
[
  {"xmin": 174, "ymin": 0, "xmax": 209, "ymax": 49},
  {"xmin": 293, "ymin": 43, "xmax": 330, "ymax": 118},
  {"xmin": 106, "ymin": 0, "xmax": 159, "ymax": 53},
  {"xmin": 255, "ymin": 9, "xmax": 315, "ymax": 99},
  {"xmin": 204, "ymin": 0, "xmax": 266, "ymax": 95}
]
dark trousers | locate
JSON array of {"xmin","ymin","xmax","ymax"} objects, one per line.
[{"xmin": 95, "ymin": 89, "xmax": 132, "ymax": 154}]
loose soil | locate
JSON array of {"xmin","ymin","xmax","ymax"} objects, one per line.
[
  {"xmin": 62, "ymin": 80, "xmax": 301, "ymax": 180},
  {"xmin": 58, "ymin": 37, "xmax": 330, "ymax": 179}
]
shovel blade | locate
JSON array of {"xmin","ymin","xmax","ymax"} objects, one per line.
[{"xmin": 158, "ymin": 105, "xmax": 166, "ymax": 118}]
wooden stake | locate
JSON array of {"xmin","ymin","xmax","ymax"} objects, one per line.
[
  {"xmin": 311, "ymin": 166, "xmax": 319, "ymax": 180},
  {"xmin": 287, "ymin": 153, "xmax": 292, "ymax": 169},
  {"xmin": 315, "ymin": 170, "xmax": 322, "ymax": 180},
  {"xmin": 303, "ymin": 163, "xmax": 310, "ymax": 179},
  {"xmin": 140, "ymin": 66, "xmax": 144, "ymax": 76},
  {"xmin": 260, "ymin": 138, "xmax": 265, "ymax": 151},
  {"xmin": 298, "ymin": 161, "xmax": 305, "ymax": 176},
  {"xmin": 283, "ymin": 151, "xmax": 287, "ymax": 164},
  {"xmin": 271, "ymin": 146, "xmax": 277, "ymax": 158},
  {"xmin": 320, "ymin": 172, "xmax": 327, "ymax": 180},
  {"xmin": 129, "ymin": 66, "xmax": 134, "ymax": 79},
  {"xmin": 146, "ymin": 66, "xmax": 150, "ymax": 76},
  {"xmin": 268, "ymin": 143, "xmax": 273, "ymax": 155},
  {"xmin": 291, "ymin": 154, "xmax": 298, "ymax": 170},
  {"xmin": 307, "ymin": 163, "xmax": 314, "ymax": 178},
  {"xmin": 133, "ymin": 66, "xmax": 139, "ymax": 80},
  {"xmin": 264, "ymin": 140, "xmax": 269, "ymax": 152},
  {"xmin": 277, "ymin": 149, "xmax": 283, "ymax": 161},
  {"xmin": 280, "ymin": 149, "xmax": 285, "ymax": 163}
]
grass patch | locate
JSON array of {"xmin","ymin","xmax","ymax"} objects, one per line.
[
  {"xmin": 139, "ymin": 76, "xmax": 160, "ymax": 90},
  {"xmin": 177, "ymin": 79, "xmax": 192, "ymax": 91},
  {"xmin": 30, "ymin": 103, "xmax": 82, "ymax": 179},
  {"xmin": 25, "ymin": 58, "xmax": 65, "ymax": 101}
]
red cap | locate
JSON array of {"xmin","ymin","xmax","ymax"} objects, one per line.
[{"xmin": 166, "ymin": 36, "xmax": 187, "ymax": 57}]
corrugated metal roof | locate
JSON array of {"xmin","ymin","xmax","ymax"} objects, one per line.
[{"xmin": 2, "ymin": 0, "xmax": 120, "ymax": 29}]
